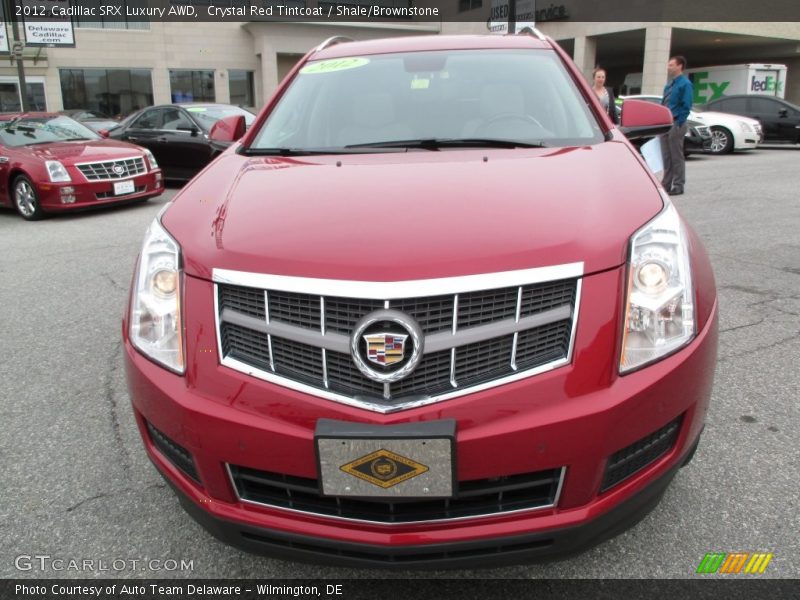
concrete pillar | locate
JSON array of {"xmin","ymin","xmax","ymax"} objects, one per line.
[
  {"xmin": 256, "ymin": 34, "xmax": 280, "ymax": 103},
  {"xmin": 573, "ymin": 36, "xmax": 597, "ymax": 82},
  {"xmin": 642, "ymin": 25, "xmax": 672, "ymax": 96}
]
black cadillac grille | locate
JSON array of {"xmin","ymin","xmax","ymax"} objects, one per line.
[
  {"xmin": 229, "ymin": 465, "xmax": 562, "ymax": 523},
  {"xmin": 146, "ymin": 421, "xmax": 200, "ymax": 484},
  {"xmin": 216, "ymin": 277, "xmax": 577, "ymax": 407},
  {"xmin": 600, "ymin": 416, "xmax": 683, "ymax": 492},
  {"xmin": 269, "ymin": 290, "xmax": 320, "ymax": 330},
  {"xmin": 77, "ymin": 157, "xmax": 146, "ymax": 180}
]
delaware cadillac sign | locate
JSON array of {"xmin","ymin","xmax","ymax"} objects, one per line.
[{"xmin": 17, "ymin": 0, "xmax": 75, "ymax": 47}]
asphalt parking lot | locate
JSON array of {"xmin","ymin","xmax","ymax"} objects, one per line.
[{"xmin": 1, "ymin": 146, "xmax": 798, "ymax": 581}]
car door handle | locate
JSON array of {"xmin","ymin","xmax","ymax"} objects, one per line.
[
  {"xmin": 126, "ymin": 136, "xmax": 139, "ymax": 142},
  {"xmin": 157, "ymin": 137, "xmax": 168, "ymax": 143}
]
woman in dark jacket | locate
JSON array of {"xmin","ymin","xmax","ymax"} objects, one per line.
[{"xmin": 591, "ymin": 67, "xmax": 618, "ymax": 124}]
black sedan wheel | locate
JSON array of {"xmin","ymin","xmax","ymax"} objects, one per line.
[
  {"xmin": 13, "ymin": 176, "xmax": 45, "ymax": 221},
  {"xmin": 709, "ymin": 127, "xmax": 734, "ymax": 154}
]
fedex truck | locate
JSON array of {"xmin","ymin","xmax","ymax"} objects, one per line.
[
  {"xmin": 687, "ymin": 64, "xmax": 787, "ymax": 104},
  {"xmin": 621, "ymin": 64, "xmax": 787, "ymax": 104}
]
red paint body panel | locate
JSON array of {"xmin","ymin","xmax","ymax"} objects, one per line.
[{"xmin": 165, "ymin": 143, "xmax": 661, "ymax": 281}]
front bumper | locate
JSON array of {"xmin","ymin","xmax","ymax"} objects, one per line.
[
  {"xmin": 37, "ymin": 170, "xmax": 164, "ymax": 212},
  {"xmin": 124, "ymin": 268, "xmax": 718, "ymax": 568}
]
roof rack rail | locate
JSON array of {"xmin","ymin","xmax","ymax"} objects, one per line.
[
  {"xmin": 315, "ymin": 36, "xmax": 355, "ymax": 53},
  {"xmin": 515, "ymin": 27, "xmax": 546, "ymax": 41}
]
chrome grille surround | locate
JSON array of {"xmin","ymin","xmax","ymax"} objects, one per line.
[
  {"xmin": 76, "ymin": 156, "xmax": 147, "ymax": 181},
  {"xmin": 214, "ymin": 264, "xmax": 582, "ymax": 414}
]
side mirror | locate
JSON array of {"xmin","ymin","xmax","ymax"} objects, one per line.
[
  {"xmin": 177, "ymin": 125, "xmax": 200, "ymax": 136},
  {"xmin": 209, "ymin": 115, "xmax": 247, "ymax": 143},
  {"xmin": 619, "ymin": 99, "xmax": 673, "ymax": 140},
  {"xmin": 98, "ymin": 129, "xmax": 110, "ymax": 138}
]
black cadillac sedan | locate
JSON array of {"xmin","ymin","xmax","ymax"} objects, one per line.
[{"xmin": 107, "ymin": 103, "xmax": 255, "ymax": 181}]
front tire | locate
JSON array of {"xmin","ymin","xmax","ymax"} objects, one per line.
[
  {"xmin": 13, "ymin": 175, "xmax": 45, "ymax": 221},
  {"xmin": 709, "ymin": 127, "xmax": 734, "ymax": 154}
]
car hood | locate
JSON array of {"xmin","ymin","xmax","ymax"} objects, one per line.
[
  {"xmin": 23, "ymin": 140, "xmax": 145, "ymax": 163},
  {"xmin": 164, "ymin": 142, "xmax": 664, "ymax": 281}
]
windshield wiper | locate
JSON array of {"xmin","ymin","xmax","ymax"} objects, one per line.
[
  {"xmin": 62, "ymin": 137, "xmax": 92, "ymax": 141},
  {"xmin": 344, "ymin": 138, "xmax": 548, "ymax": 150},
  {"xmin": 240, "ymin": 146, "xmax": 404, "ymax": 156}
]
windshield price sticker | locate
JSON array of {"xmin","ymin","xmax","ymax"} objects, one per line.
[{"xmin": 300, "ymin": 57, "xmax": 370, "ymax": 75}]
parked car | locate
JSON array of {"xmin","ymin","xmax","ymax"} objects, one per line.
[
  {"xmin": 0, "ymin": 113, "xmax": 163, "ymax": 220},
  {"xmin": 700, "ymin": 94, "xmax": 800, "ymax": 144},
  {"xmin": 621, "ymin": 94, "xmax": 762, "ymax": 154},
  {"xmin": 107, "ymin": 103, "xmax": 256, "ymax": 181},
  {"xmin": 124, "ymin": 34, "xmax": 718, "ymax": 568},
  {"xmin": 59, "ymin": 109, "xmax": 120, "ymax": 133},
  {"xmin": 684, "ymin": 119, "xmax": 713, "ymax": 156}
]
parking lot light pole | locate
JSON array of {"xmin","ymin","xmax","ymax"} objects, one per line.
[{"xmin": 6, "ymin": 0, "xmax": 31, "ymax": 111}]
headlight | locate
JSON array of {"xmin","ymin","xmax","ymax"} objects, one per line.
[
  {"xmin": 738, "ymin": 120, "xmax": 753, "ymax": 133},
  {"xmin": 143, "ymin": 149, "xmax": 159, "ymax": 170},
  {"xmin": 46, "ymin": 160, "xmax": 71, "ymax": 182},
  {"xmin": 130, "ymin": 209, "xmax": 184, "ymax": 374},
  {"xmin": 620, "ymin": 194, "xmax": 695, "ymax": 373}
]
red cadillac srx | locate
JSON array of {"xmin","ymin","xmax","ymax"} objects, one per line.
[{"xmin": 123, "ymin": 33, "xmax": 718, "ymax": 568}]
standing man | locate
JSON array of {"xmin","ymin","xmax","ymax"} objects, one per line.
[{"xmin": 660, "ymin": 56, "xmax": 693, "ymax": 195}]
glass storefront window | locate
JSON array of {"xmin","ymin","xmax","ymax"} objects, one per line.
[
  {"xmin": 0, "ymin": 80, "xmax": 47, "ymax": 112},
  {"xmin": 228, "ymin": 70, "xmax": 255, "ymax": 107},
  {"xmin": 169, "ymin": 70, "xmax": 216, "ymax": 103},
  {"xmin": 59, "ymin": 69, "xmax": 154, "ymax": 118}
]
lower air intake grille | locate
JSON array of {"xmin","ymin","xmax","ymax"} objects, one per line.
[
  {"xmin": 229, "ymin": 465, "xmax": 564, "ymax": 523},
  {"xmin": 601, "ymin": 416, "xmax": 682, "ymax": 492},
  {"xmin": 146, "ymin": 421, "xmax": 200, "ymax": 484}
]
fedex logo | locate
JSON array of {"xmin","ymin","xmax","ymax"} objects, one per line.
[{"xmin": 751, "ymin": 75, "xmax": 784, "ymax": 93}]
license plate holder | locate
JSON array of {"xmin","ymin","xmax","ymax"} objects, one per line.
[
  {"xmin": 113, "ymin": 180, "xmax": 135, "ymax": 196},
  {"xmin": 315, "ymin": 419, "xmax": 456, "ymax": 498}
]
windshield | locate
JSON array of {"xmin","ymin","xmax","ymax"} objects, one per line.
[
  {"xmin": 185, "ymin": 106, "xmax": 256, "ymax": 131},
  {"xmin": 0, "ymin": 116, "xmax": 100, "ymax": 147},
  {"xmin": 250, "ymin": 49, "xmax": 604, "ymax": 152}
]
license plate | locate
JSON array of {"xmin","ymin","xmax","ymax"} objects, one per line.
[
  {"xmin": 113, "ymin": 180, "xmax": 135, "ymax": 196},
  {"xmin": 316, "ymin": 419, "xmax": 456, "ymax": 498}
]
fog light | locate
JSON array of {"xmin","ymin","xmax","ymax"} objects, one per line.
[{"xmin": 60, "ymin": 187, "xmax": 77, "ymax": 204}]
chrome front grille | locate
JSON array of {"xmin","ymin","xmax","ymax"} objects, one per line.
[
  {"xmin": 214, "ymin": 266, "xmax": 582, "ymax": 413},
  {"xmin": 76, "ymin": 156, "xmax": 146, "ymax": 181}
]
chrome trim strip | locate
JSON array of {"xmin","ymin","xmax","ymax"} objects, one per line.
[
  {"xmin": 75, "ymin": 156, "xmax": 146, "ymax": 181},
  {"xmin": 213, "ymin": 283, "xmax": 224, "ymax": 366},
  {"xmin": 510, "ymin": 332, "xmax": 519, "ymax": 371},
  {"xmin": 264, "ymin": 291, "xmax": 274, "ymax": 370},
  {"xmin": 423, "ymin": 305, "xmax": 571, "ymax": 354},
  {"xmin": 449, "ymin": 348, "xmax": 457, "ymax": 388},
  {"xmin": 221, "ymin": 308, "xmax": 351, "ymax": 353},
  {"xmin": 220, "ymin": 353, "xmax": 572, "ymax": 414},
  {"xmin": 322, "ymin": 348, "xmax": 329, "ymax": 389},
  {"xmin": 225, "ymin": 463, "xmax": 565, "ymax": 526},
  {"xmin": 213, "ymin": 263, "xmax": 583, "ymax": 299},
  {"xmin": 553, "ymin": 466, "xmax": 567, "ymax": 507}
]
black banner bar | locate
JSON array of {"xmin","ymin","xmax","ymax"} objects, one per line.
[{"xmin": 3, "ymin": 579, "xmax": 800, "ymax": 600}]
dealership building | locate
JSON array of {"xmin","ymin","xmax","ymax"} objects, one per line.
[{"xmin": 1, "ymin": 1, "xmax": 799, "ymax": 115}]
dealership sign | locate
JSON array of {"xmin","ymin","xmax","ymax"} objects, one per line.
[
  {"xmin": 488, "ymin": 0, "xmax": 536, "ymax": 34},
  {"xmin": 0, "ymin": 22, "xmax": 8, "ymax": 54},
  {"xmin": 19, "ymin": 0, "xmax": 76, "ymax": 47}
]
